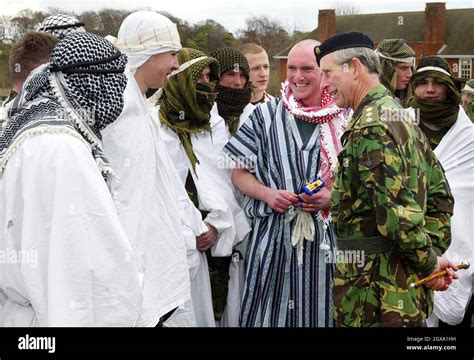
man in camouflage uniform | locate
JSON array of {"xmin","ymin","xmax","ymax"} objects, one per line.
[
  {"xmin": 375, "ymin": 39, "xmax": 415, "ymax": 103},
  {"xmin": 315, "ymin": 32, "xmax": 457, "ymax": 327}
]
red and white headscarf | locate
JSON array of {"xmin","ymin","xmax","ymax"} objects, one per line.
[{"xmin": 282, "ymin": 81, "xmax": 348, "ymax": 221}]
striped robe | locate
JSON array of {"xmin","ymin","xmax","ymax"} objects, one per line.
[{"xmin": 224, "ymin": 98, "xmax": 337, "ymax": 327}]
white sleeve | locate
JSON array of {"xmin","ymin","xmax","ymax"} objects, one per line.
[
  {"xmin": 17, "ymin": 133, "xmax": 142, "ymax": 326},
  {"xmin": 192, "ymin": 113, "xmax": 251, "ymax": 257}
]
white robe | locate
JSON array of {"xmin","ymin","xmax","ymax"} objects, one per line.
[
  {"xmin": 427, "ymin": 106, "xmax": 474, "ymax": 326},
  {"xmin": 0, "ymin": 132, "xmax": 142, "ymax": 326},
  {"xmin": 158, "ymin": 104, "xmax": 251, "ymax": 327},
  {"xmin": 149, "ymin": 107, "xmax": 210, "ymax": 328},
  {"xmin": 102, "ymin": 69, "xmax": 191, "ymax": 327},
  {"xmin": 209, "ymin": 103, "xmax": 255, "ymax": 327}
]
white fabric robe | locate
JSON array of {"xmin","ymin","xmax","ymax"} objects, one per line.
[
  {"xmin": 0, "ymin": 133, "xmax": 142, "ymax": 326},
  {"xmin": 148, "ymin": 107, "xmax": 210, "ymax": 328},
  {"xmin": 102, "ymin": 70, "xmax": 191, "ymax": 327},
  {"xmin": 158, "ymin": 104, "xmax": 251, "ymax": 327},
  {"xmin": 210, "ymin": 103, "xmax": 255, "ymax": 327},
  {"xmin": 427, "ymin": 106, "xmax": 474, "ymax": 326}
]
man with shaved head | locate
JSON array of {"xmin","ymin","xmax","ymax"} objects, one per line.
[{"xmin": 224, "ymin": 39, "xmax": 349, "ymax": 327}]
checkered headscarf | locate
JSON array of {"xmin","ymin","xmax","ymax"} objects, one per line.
[
  {"xmin": 36, "ymin": 14, "xmax": 86, "ymax": 39},
  {"xmin": 375, "ymin": 39, "xmax": 415, "ymax": 100},
  {"xmin": 209, "ymin": 47, "xmax": 252, "ymax": 134},
  {"xmin": 1, "ymin": 32, "xmax": 127, "ymax": 176}
]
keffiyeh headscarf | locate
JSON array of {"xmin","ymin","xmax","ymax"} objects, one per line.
[
  {"xmin": 0, "ymin": 32, "xmax": 127, "ymax": 180},
  {"xmin": 375, "ymin": 39, "xmax": 415, "ymax": 101},
  {"xmin": 406, "ymin": 56, "xmax": 461, "ymax": 148},
  {"xmin": 210, "ymin": 47, "xmax": 252, "ymax": 134},
  {"xmin": 106, "ymin": 11, "xmax": 182, "ymax": 75},
  {"xmin": 159, "ymin": 48, "xmax": 220, "ymax": 172},
  {"xmin": 35, "ymin": 14, "xmax": 86, "ymax": 39},
  {"xmin": 282, "ymin": 81, "xmax": 343, "ymax": 124},
  {"xmin": 282, "ymin": 81, "xmax": 347, "ymax": 222}
]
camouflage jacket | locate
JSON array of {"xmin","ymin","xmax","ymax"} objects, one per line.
[{"xmin": 331, "ymin": 84, "xmax": 454, "ymax": 327}]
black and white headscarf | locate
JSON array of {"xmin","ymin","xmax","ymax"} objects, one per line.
[
  {"xmin": 0, "ymin": 32, "xmax": 127, "ymax": 181},
  {"xmin": 35, "ymin": 14, "xmax": 86, "ymax": 39}
]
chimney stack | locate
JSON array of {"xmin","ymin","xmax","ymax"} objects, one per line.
[
  {"xmin": 424, "ymin": 2, "xmax": 446, "ymax": 44},
  {"xmin": 317, "ymin": 9, "xmax": 336, "ymax": 42}
]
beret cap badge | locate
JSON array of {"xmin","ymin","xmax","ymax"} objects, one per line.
[{"xmin": 314, "ymin": 32, "xmax": 374, "ymax": 65}]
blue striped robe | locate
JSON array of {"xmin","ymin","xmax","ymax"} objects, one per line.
[{"xmin": 223, "ymin": 98, "xmax": 335, "ymax": 327}]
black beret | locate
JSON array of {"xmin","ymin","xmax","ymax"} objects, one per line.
[{"xmin": 314, "ymin": 32, "xmax": 374, "ymax": 65}]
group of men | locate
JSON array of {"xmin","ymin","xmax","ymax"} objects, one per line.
[{"xmin": 0, "ymin": 10, "xmax": 473, "ymax": 328}]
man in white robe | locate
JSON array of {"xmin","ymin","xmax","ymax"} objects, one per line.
[
  {"xmin": 406, "ymin": 56, "xmax": 474, "ymax": 327},
  {"xmin": 204, "ymin": 47, "xmax": 258, "ymax": 326},
  {"xmin": 0, "ymin": 32, "xmax": 142, "ymax": 326},
  {"xmin": 103, "ymin": 11, "xmax": 200, "ymax": 327},
  {"xmin": 157, "ymin": 48, "xmax": 251, "ymax": 327}
]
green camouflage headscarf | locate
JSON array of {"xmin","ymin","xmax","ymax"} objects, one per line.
[
  {"xmin": 159, "ymin": 48, "xmax": 220, "ymax": 172},
  {"xmin": 376, "ymin": 39, "xmax": 415, "ymax": 102},
  {"xmin": 462, "ymin": 79, "xmax": 474, "ymax": 122},
  {"xmin": 406, "ymin": 56, "xmax": 461, "ymax": 148}
]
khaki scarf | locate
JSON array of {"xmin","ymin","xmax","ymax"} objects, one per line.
[
  {"xmin": 215, "ymin": 82, "xmax": 252, "ymax": 134},
  {"xmin": 209, "ymin": 47, "xmax": 252, "ymax": 134},
  {"xmin": 158, "ymin": 48, "xmax": 220, "ymax": 172},
  {"xmin": 406, "ymin": 71, "xmax": 460, "ymax": 129}
]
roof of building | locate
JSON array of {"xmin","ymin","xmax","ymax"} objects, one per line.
[
  {"xmin": 438, "ymin": 9, "xmax": 474, "ymax": 55},
  {"xmin": 275, "ymin": 8, "xmax": 474, "ymax": 58}
]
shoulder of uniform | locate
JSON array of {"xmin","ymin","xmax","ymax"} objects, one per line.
[
  {"xmin": 379, "ymin": 105, "xmax": 418, "ymax": 126},
  {"xmin": 357, "ymin": 98, "xmax": 416, "ymax": 129},
  {"xmin": 354, "ymin": 105, "xmax": 382, "ymax": 129}
]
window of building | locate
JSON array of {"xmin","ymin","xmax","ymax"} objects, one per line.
[{"xmin": 459, "ymin": 58, "xmax": 472, "ymax": 80}]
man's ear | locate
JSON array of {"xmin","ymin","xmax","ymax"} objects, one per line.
[{"xmin": 350, "ymin": 58, "xmax": 364, "ymax": 80}]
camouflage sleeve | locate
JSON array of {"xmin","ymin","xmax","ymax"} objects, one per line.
[
  {"xmin": 424, "ymin": 156, "xmax": 454, "ymax": 256},
  {"xmin": 355, "ymin": 124, "xmax": 437, "ymax": 277}
]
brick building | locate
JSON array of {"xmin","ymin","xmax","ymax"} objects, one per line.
[{"xmin": 275, "ymin": 2, "xmax": 474, "ymax": 82}]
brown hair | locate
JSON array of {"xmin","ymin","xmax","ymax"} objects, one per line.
[
  {"xmin": 9, "ymin": 31, "xmax": 57, "ymax": 87},
  {"xmin": 238, "ymin": 43, "xmax": 266, "ymax": 56}
]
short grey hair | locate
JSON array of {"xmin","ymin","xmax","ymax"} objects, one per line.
[{"xmin": 332, "ymin": 47, "xmax": 380, "ymax": 75}]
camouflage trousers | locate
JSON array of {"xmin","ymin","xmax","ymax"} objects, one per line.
[{"xmin": 333, "ymin": 250, "xmax": 433, "ymax": 327}]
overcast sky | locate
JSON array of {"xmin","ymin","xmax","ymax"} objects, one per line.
[{"xmin": 1, "ymin": 0, "xmax": 473, "ymax": 34}]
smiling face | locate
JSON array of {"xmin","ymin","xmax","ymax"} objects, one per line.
[
  {"xmin": 414, "ymin": 76, "xmax": 448, "ymax": 101},
  {"xmin": 286, "ymin": 45, "xmax": 322, "ymax": 106},
  {"xmin": 142, "ymin": 50, "xmax": 180, "ymax": 89},
  {"xmin": 320, "ymin": 53, "xmax": 355, "ymax": 109}
]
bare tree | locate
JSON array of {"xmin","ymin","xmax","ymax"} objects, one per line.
[
  {"xmin": 46, "ymin": 7, "xmax": 77, "ymax": 16},
  {"xmin": 10, "ymin": 9, "xmax": 47, "ymax": 40},
  {"xmin": 0, "ymin": 16, "xmax": 8, "ymax": 41},
  {"xmin": 78, "ymin": 8, "xmax": 131, "ymax": 37},
  {"xmin": 333, "ymin": 0, "xmax": 360, "ymax": 16},
  {"xmin": 237, "ymin": 16, "xmax": 290, "ymax": 58}
]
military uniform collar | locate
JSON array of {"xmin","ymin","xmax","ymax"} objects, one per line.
[{"xmin": 348, "ymin": 84, "xmax": 389, "ymax": 129}]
